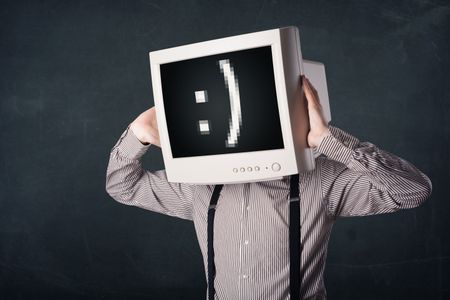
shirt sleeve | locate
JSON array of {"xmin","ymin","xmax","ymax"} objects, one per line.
[
  {"xmin": 315, "ymin": 125, "xmax": 432, "ymax": 218},
  {"xmin": 105, "ymin": 124, "xmax": 195, "ymax": 220}
]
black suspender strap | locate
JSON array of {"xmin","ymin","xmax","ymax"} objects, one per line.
[
  {"xmin": 207, "ymin": 184, "xmax": 223, "ymax": 300},
  {"xmin": 207, "ymin": 174, "xmax": 301, "ymax": 300},
  {"xmin": 289, "ymin": 174, "xmax": 301, "ymax": 300}
]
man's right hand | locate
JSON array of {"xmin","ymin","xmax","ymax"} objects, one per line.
[{"xmin": 129, "ymin": 106, "xmax": 161, "ymax": 147}]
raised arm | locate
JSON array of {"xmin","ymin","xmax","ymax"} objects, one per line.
[
  {"xmin": 105, "ymin": 108, "xmax": 195, "ymax": 220},
  {"xmin": 315, "ymin": 126, "xmax": 432, "ymax": 218},
  {"xmin": 301, "ymin": 75, "xmax": 432, "ymax": 218}
]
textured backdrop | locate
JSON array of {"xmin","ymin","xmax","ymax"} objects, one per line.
[{"xmin": 1, "ymin": 0, "xmax": 449, "ymax": 299}]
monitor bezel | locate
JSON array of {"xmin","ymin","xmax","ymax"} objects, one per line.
[{"xmin": 150, "ymin": 27, "xmax": 299, "ymax": 184}]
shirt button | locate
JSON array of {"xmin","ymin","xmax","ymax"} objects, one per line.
[
  {"xmin": 244, "ymin": 240, "xmax": 249, "ymax": 245},
  {"xmin": 246, "ymin": 205, "xmax": 250, "ymax": 210},
  {"xmin": 242, "ymin": 274, "xmax": 248, "ymax": 279}
]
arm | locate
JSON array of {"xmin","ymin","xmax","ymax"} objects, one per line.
[
  {"xmin": 315, "ymin": 125, "xmax": 432, "ymax": 218},
  {"xmin": 301, "ymin": 75, "xmax": 431, "ymax": 218},
  {"xmin": 105, "ymin": 124, "xmax": 195, "ymax": 220}
]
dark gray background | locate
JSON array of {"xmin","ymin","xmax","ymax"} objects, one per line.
[{"xmin": 1, "ymin": 0, "xmax": 448, "ymax": 299}]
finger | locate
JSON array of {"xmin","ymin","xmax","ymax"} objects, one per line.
[
  {"xmin": 147, "ymin": 132, "xmax": 160, "ymax": 145},
  {"xmin": 303, "ymin": 76, "xmax": 315, "ymax": 93},
  {"xmin": 304, "ymin": 91, "xmax": 322, "ymax": 114},
  {"xmin": 148, "ymin": 132, "xmax": 159, "ymax": 141},
  {"xmin": 304, "ymin": 78, "xmax": 321, "ymax": 106},
  {"xmin": 302, "ymin": 76, "xmax": 311, "ymax": 93},
  {"xmin": 302, "ymin": 77, "xmax": 315, "ymax": 101},
  {"xmin": 305, "ymin": 78, "xmax": 318, "ymax": 95},
  {"xmin": 304, "ymin": 77, "xmax": 316, "ymax": 90},
  {"xmin": 149, "ymin": 128, "xmax": 159, "ymax": 139},
  {"xmin": 150, "ymin": 134, "xmax": 161, "ymax": 147},
  {"xmin": 309, "ymin": 83, "xmax": 319, "ymax": 99}
]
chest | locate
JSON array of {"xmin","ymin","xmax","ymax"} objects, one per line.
[{"xmin": 191, "ymin": 175, "xmax": 330, "ymax": 248}]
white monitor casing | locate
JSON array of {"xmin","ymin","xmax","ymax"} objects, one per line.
[{"xmin": 149, "ymin": 26, "xmax": 331, "ymax": 184}]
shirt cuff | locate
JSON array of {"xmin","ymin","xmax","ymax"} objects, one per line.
[
  {"xmin": 115, "ymin": 124, "xmax": 151, "ymax": 160},
  {"xmin": 315, "ymin": 125, "xmax": 360, "ymax": 165}
]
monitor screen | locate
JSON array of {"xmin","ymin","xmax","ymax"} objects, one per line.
[{"xmin": 160, "ymin": 45, "xmax": 284, "ymax": 158}]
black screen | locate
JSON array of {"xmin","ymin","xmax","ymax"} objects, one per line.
[{"xmin": 160, "ymin": 46, "xmax": 284, "ymax": 158}]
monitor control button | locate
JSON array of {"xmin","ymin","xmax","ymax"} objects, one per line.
[
  {"xmin": 255, "ymin": 166, "xmax": 260, "ymax": 171},
  {"xmin": 233, "ymin": 168, "xmax": 238, "ymax": 173},
  {"xmin": 240, "ymin": 167, "xmax": 245, "ymax": 172},
  {"xmin": 271, "ymin": 162, "xmax": 281, "ymax": 172},
  {"xmin": 247, "ymin": 167, "xmax": 252, "ymax": 172}
]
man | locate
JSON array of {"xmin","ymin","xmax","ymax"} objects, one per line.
[{"xmin": 105, "ymin": 76, "xmax": 432, "ymax": 299}]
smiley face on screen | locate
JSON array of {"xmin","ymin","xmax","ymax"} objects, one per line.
[{"xmin": 160, "ymin": 46, "xmax": 284, "ymax": 158}]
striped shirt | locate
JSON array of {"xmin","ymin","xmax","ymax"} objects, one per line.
[{"xmin": 105, "ymin": 124, "xmax": 432, "ymax": 300}]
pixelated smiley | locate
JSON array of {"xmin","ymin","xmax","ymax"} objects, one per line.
[{"xmin": 195, "ymin": 59, "xmax": 242, "ymax": 149}]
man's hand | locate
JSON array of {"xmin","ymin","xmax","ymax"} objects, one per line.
[
  {"xmin": 129, "ymin": 106, "xmax": 161, "ymax": 147},
  {"xmin": 302, "ymin": 75, "xmax": 331, "ymax": 148}
]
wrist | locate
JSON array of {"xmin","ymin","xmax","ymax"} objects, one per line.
[
  {"xmin": 312, "ymin": 127, "xmax": 331, "ymax": 148},
  {"xmin": 319, "ymin": 127, "xmax": 331, "ymax": 141}
]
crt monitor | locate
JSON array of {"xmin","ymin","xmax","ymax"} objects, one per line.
[{"xmin": 149, "ymin": 26, "xmax": 331, "ymax": 184}]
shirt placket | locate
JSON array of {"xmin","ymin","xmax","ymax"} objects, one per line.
[{"xmin": 238, "ymin": 183, "xmax": 251, "ymax": 299}]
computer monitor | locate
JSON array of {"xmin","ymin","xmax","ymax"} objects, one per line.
[{"xmin": 149, "ymin": 26, "xmax": 331, "ymax": 184}]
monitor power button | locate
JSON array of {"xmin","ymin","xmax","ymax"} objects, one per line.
[{"xmin": 271, "ymin": 162, "xmax": 281, "ymax": 172}]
